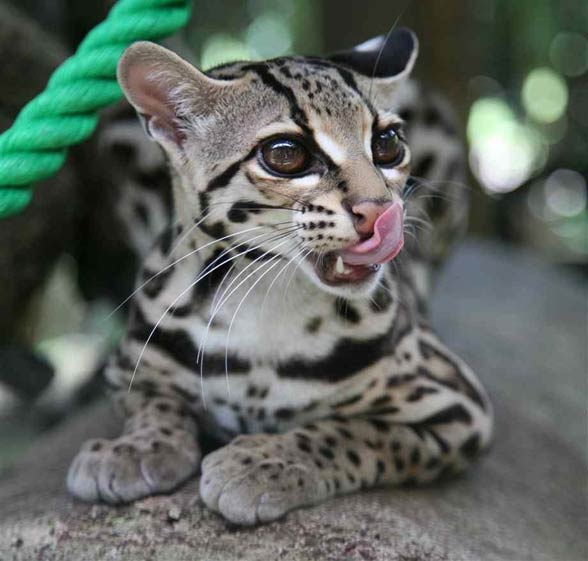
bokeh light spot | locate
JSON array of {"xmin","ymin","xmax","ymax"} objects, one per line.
[
  {"xmin": 544, "ymin": 169, "xmax": 587, "ymax": 218},
  {"xmin": 549, "ymin": 32, "xmax": 588, "ymax": 77},
  {"xmin": 467, "ymin": 98, "xmax": 546, "ymax": 193},
  {"xmin": 200, "ymin": 34, "xmax": 251, "ymax": 70},
  {"xmin": 522, "ymin": 67, "xmax": 568, "ymax": 124},
  {"xmin": 246, "ymin": 13, "xmax": 293, "ymax": 58}
]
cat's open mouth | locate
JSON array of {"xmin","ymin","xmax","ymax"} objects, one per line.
[
  {"xmin": 308, "ymin": 201, "xmax": 404, "ymax": 285},
  {"xmin": 310, "ymin": 253, "xmax": 382, "ymax": 285}
]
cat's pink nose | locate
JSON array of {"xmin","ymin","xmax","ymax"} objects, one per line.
[
  {"xmin": 349, "ymin": 200, "xmax": 394, "ymax": 237},
  {"xmin": 339, "ymin": 201, "xmax": 404, "ymax": 265}
]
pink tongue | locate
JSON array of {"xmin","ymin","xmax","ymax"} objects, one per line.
[{"xmin": 339, "ymin": 202, "xmax": 404, "ymax": 266}]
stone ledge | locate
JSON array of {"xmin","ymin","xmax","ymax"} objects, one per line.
[{"xmin": 1, "ymin": 241, "xmax": 586, "ymax": 561}]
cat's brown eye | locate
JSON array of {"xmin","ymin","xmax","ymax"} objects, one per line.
[
  {"xmin": 260, "ymin": 138, "xmax": 310, "ymax": 176},
  {"xmin": 372, "ymin": 128, "xmax": 403, "ymax": 166}
]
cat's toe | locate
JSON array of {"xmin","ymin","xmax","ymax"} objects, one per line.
[
  {"xmin": 67, "ymin": 430, "xmax": 200, "ymax": 504},
  {"xmin": 199, "ymin": 435, "xmax": 321, "ymax": 525}
]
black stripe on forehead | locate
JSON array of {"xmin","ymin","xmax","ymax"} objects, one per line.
[
  {"xmin": 334, "ymin": 66, "xmax": 377, "ymax": 117},
  {"xmin": 241, "ymin": 62, "xmax": 309, "ymax": 127},
  {"xmin": 241, "ymin": 63, "xmax": 340, "ymax": 172},
  {"xmin": 206, "ymin": 146, "xmax": 257, "ymax": 192},
  {"xmin": 299, "ymin": 56, "xmax": 378, "ymax": 117}
]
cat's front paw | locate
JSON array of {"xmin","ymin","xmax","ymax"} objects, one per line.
[
  {"xmin": 67, "ymin": 428, "xmax": 200, "ymax": 503},
  {"xmin": 199, "ymin": 434, "xmax": 324, "ymax": 525}
]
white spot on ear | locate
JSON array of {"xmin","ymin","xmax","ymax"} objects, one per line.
[
  {"xmin": 354, "ymin": 36, "xmax": 385, "ymax": 53},
  {"xmin": 314, "ymin": 131, "xmax": 346, "ymax": 165}
]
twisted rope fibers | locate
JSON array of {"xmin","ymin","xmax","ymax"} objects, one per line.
[{"xmin": 0, "ymin": 0, "xmax": 190, "ymax": 217}]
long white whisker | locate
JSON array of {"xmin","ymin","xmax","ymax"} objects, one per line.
[
  {"xmin": 222, "ymin": 252, "xmax": 289, "ymax": 390},
  {"xmin": 197, "ymin": 235, "xmax": 299, "ymax": 392},
  {"xmin": 127, "ymin": 228, "xmax": 298, "ymax": 395},
  {"xmin": 260, "ymin": 244, "xmax": 305, "ymax": 317},
  {"xmin": 110, "ymin": 218, "xmax": 298, "ymax": 320},
  {"xmin": 107, "ymin": 223, "xmax": 269, "ymax": 319},
  {"xmin": 283, "ymin": 247, "xmax": 313, "ymax": 300},
  {"xmin": 196, "ymin": 228, "xmax": 301, "ymax": 366}
]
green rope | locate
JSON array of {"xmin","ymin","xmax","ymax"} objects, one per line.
[{"xmin": 0, "ymin": 0, "xmax": 191, "ymax": 218}]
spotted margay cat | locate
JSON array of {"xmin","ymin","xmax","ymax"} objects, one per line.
[{"xmin": 67, "ymin": 28, "xmax": 493, "ymax": 525}]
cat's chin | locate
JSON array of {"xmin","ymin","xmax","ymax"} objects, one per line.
[{"xmin": 302, "ymin": 251, "xmax": 384, "ymax": 298}]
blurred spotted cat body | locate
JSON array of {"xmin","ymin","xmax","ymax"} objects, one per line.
[{"xmin": 67, "ymin": 28, "xmax": 492, "ymax": 525}]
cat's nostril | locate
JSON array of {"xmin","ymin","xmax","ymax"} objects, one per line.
[{"xmin": 349, "ymin": 201, "xmax": 393, "ymax": 237}]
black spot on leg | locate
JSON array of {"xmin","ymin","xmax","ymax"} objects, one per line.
[
  {"xmin": 418, "ymin": 341, "xmax": 486, "ymax": 410},
  {"xmin": 346, "ymin": 450, "xmax": 361, "ymax": 466},
  {"xmin": 365, "ymin": 439, "xmax": 383, "ymax": 451},
  {"xmin": 460, "ymin": 433, "xmax": 481, "ymax": 459},
  {"xmin": 319, "ymin": 447, "xmax": 335, "ymax": 460},
  {"xmin": 336, "ymin": 427, "xmax": 354, "ymax": 440},
  {"xmin": 406, "ymin": 386, "xmax": 440, "ymax": 402},
  {"xmin": 297, "ymin": 441, "xmax": 312, "ymax": 454},
  {"xmin": 390, "ymin": 440, "xmax": 401, "ymax": 452},
  {"xmin": 369, "ymin": 419, "xmax": 391, "ymax": 433},
  {"xmin": 275, "ymin": 407, "xmax": 295, "ymax": 421},
  {"xmin": 410, "ymin": 447, "xmax": 421, "ymax": 465},
  {"xmin": 420, "ymin": 404, "xmax": 473, "ymax": 425},
  {"xmin": 370, "ymin": 395, "xmax": 392, "ymax": 408},
  {"xmin": 394, "ymin": 457, "xmax": 405, "ymax": 471},
  {"xmin": 324, "ymin": 436, "xmax": 337, "ymax": 447},
  {"xmin": 170, "ymin": 383, "xmax": 198, "ymax": 402},
  {"xmin": 333, "ymin": 394, "xmax": 362, "ymax": 408}
]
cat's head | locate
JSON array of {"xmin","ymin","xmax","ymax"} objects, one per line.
[{"xmin": 118, "ymin": 29, "xmax": 418, "ymax": 298}]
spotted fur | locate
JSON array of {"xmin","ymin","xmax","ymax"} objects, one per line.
[{"xmin": 67, "ymin": 29, "xmax": 492, "ymax": 525}]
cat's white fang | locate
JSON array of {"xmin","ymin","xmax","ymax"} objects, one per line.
[{"xmin": 336, "ymin": 255, "xmax": 345, "ymax": 274}]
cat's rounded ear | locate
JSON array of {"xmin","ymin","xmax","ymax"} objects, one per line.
[
  {"xmin": 117, "ymin": 42, "xmax": 239, "ymax": 150},
  {"xmin": 329, "ymin": 28, "xmax": 418, "ymax": 82}
]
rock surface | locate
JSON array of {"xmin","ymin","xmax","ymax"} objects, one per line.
[{"xmin": 0, "ymin": 241, "xmax": 586, "ymax": 561}]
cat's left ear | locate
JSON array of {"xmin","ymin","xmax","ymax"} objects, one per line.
[
  {"xmin": 328, "ymin": 27, "xmax": 418, "ymax": 83},
  {"xmin": 117, "ymin": 41, "xmax": 243, "ymax": 154}
]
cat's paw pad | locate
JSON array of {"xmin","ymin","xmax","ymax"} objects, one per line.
[
  {"xmin": 199, "ymin": 434, "xmax": 322, "ymax": 525},
  {"xmin": 67, "ymin": 428, "xmax": 200, "ymax": 503}
]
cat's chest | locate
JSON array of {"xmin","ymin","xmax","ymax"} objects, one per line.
[{"xmin": 144, "ymin": 260, "xmax": 373, "ymax": 362}]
